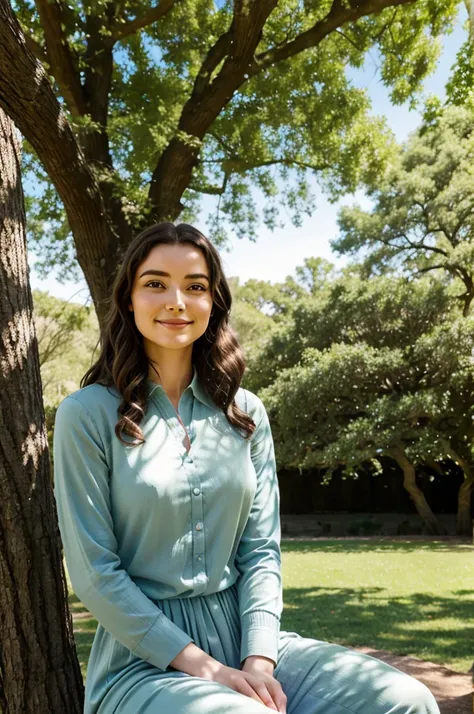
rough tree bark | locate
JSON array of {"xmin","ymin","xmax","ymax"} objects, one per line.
[
  {"xmin": 0, "ymin": 108, "xmax": 84, "ymax": 712},
  {"xmin": 387, "ymin": 446, "xmax": 448, "ymax": 535}
]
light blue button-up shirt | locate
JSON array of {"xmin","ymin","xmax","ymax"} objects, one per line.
[{"xmin": 53, "ymin": 366, "xmax": 283, "ymax": 671}]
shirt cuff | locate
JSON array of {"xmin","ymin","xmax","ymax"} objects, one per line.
[
  {"xmin": 132, "ymin": 611, "xmax": 194, "ymax": 671},
  {"xmin": 240, "ymin": 611, "xmax": 280, "ymax": 666}
]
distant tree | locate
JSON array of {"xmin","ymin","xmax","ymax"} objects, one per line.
[
  {"xmin": 0, "ymin": 0, "xmax": 459, "ymax": 326},
  {"xmin": 233, "ymin": 276, "xmax": 303, "ymax": 317},
  {"xmin": 251, "ymin": 273, "xmax": 474, "ymax": 534},
  {"xmin": 33, "ymin": 290, "xmax": 91, "ymax": 377},
  {"xmin": 239, "ymin": 257, "xmax": 337, "ymax": 313},
  {"xmin": 230, "ymin": 293, "xmax": 278, "ymax": 366},
  {"xmin": 333, "ymin": 104, "xmax": 474, "ymax": 316},
  {"xmin": 30, "ymin": 290, "xmax": 101, "ymax": 468},
  {"xmin": 445, "ymin": 1, "xmax": 474, "ymax": 105},
  {"xmin": 0, "ymin": 108, "xmax": 83, "ymax": 712}
]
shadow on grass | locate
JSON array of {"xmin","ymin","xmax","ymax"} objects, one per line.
[
  {"xmin": 281, "ymin": 539, "xmax": 474, "ymax": 554},
  {"xmin": 281, "ymin": 585, "xmax": 473, "ymax": 673}
]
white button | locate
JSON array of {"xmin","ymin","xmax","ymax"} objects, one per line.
[
  {"xmin": 197, "ymin": 556, "xmax": 202, "ymax": 561},
  {"xmin": 195, "ymin": 522, "xmax": 203, "ymax": 531},
  {"xmin": 193, "ymin": 487, "xmax": 200, "ymax": 495}
]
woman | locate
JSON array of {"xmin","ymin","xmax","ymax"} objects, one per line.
[{"xmin": 53, "ymin": 222, "xmax": 440, "ymax": 714}]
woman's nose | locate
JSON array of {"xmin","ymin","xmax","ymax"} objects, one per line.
[{"xmin": 165, "ymin": 289, "xmax": 186, "ymax": 309}]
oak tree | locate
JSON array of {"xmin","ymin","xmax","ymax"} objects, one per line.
[{"xmin": 0, "ymin": 0, "xmax": 458, "ymax": 327}]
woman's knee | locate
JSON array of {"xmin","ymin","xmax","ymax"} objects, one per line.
[
  {"xmin": 387, "ymin": 673, "xmax": 439, "ymax": 714},
  {"xmin": 275, "ymin": 634, "xmax": 440, "ymax": 714}
]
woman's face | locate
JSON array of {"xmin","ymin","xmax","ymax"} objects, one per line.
[{"xmin": 128, "ymin": 243, "xmax": 214, "ymax": 356}]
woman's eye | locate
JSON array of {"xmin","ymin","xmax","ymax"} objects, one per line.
[{"xmin": 145, "ymin": 281, "xmax": 206, "ymax": 291}]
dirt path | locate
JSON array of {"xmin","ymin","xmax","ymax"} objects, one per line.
[{"xmin": 354, "ymin": 647, "xmax": 472, "ymax": 714}]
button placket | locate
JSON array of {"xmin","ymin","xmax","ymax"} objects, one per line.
[
  {"xmin": 175, "ymin": 396, "xmax": 206, "ymax": 592},
  {"xmin": 152, "ymin": 387, "xmax": 208, "ymax": 592},
  {"xmin": 186, "ymin": 456, "xmax": 207, "ymax": 593}
]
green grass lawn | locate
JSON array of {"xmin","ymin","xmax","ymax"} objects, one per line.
[
  {"xmin": 280, "ymin": 539, "xmax": 473, "ymax": 674},
  {"xmin": 68, "ymin": 539, "xmax": 474, "ymax": 678}
]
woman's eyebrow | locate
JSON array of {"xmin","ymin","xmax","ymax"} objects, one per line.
[{"xmin": 139, "ymin": 269, "xmax": 210, "ymax": 281}]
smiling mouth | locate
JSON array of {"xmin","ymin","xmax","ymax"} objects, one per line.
[{"xmin": 156, "ymin": 320, "xmax": 193, "ymax": 326}]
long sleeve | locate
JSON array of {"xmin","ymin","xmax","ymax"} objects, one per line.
[
  {"xmin": 235, "ymin": 395, "xmax": 283, "ymax": 667},
  {"xmin": 53, "ymin": 395, "xmax": 193, "ymax": 672}
]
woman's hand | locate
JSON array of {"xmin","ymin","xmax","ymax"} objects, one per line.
[
  {"xmin": 170, "ymin": 644, "xmax": 287, "ymax": 712},
  {"xmin": 209, "ymin": 662, "xmax": 287, "ymax": 713},
  {"xmin": 242, "ymin": 656, "xmax": 287, "ymax": 712}
]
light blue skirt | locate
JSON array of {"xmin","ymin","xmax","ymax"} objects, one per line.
[{"xmin": 86, "ymin": 582, "xmax": 439, "ymax": 714}]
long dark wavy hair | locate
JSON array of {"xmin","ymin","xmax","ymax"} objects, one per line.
[{"xmin": 81, "ymin": 222, "xmax": 256, "ymax": 446}]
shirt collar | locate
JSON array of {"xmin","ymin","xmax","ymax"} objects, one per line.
[{"xmin": 146, "ymin": 365, "xmax": 216, "ymax": 410}]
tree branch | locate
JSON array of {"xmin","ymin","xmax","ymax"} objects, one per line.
[
  {"xmin": 451, "ymin": 202, "xmax": 474, "ymax": 241},
  {"xmin": 192, "ymin": 154, "xmax": 330, "ymax": 194},
  {"xmin": 231, "ymin": 0, "xmax": 278, "ymax": 58},
  {"xmin": 148, "ymin": 0, "xmax": 417, "ymax": 221},
  {"xmin": 208, "ymin": 130, "xmax": 238, "ymax": 157},
  {"xmin": 250, "ymin": 0, "xmax": 417, "ymax": 73},
  {"xmin": 414, "ymin": 264, "xmax": 450, "ymax": 274},
  {"xmin": 193, "ymin": 1, "xmax": 280, "ymax": 98},
  {"xmin": 34, "ymin": 4, "xmax": 128, "ymax": 254},
  {"xmin": 193, "ymin": 29, "xmax": 234, "ymax": 95},
  {"xmin": 0, "ymin": 0, "xmax": 115, "ymax": 311},
  {"xmin": 148, "ymin": 1, "xmax": 279, "ymax": 218},
  {"xmin": 81, "ymin": 7, "xmax": 115, "ymax": 155},
  {"xmin": 411, "ymin": 200, "xmax": 457, "ymax": 245},
  {"xmin": 399, "ymin": 233, "xmax": 449, "ymax": 258},
  {"xmin": 202, "ymin": 155, "xmax": 331, "ymax": 174},
  {"xmin": 189, "ymin": 173, "xmax": 229, "ymax": 195},
  {"xmin": 423, "ymin": 456, "xmax": 444, "ymax": 476},
  {"xmin": 33, "ymin": 0, "xmax": 86, "ymax": 115},
  {"xmin": 444, "ymin": 443, "xmax": 471, "ymax": 476},
  {"xmin": 414, "ymin": 259, "xmax": 471, "ymax": 285},
  {"xmin": 334, "ymin": 28, "xmax": 366, "ymax": 52},
  {"xmin": 112, "ymin": 0, "xmax": 178, "ymax": 40}
]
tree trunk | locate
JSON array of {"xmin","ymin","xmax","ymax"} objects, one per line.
[
  {"xmin": 0, "ymin": 109, "xmax": 83, "ymax": 711},
  {"xmin": 457, "ymin": 471, "xmax": 474, "ymax": 536},
  {"xmin": 0, "ymin": 0, "xmax": 129, "ymax": 327},
  {"xmin": 447, "ymin": 445, "xmax": 474, "ymax": 536},
  {"xmin": 387, "ymin": 446, "xmax": 448, "ymax": 535}
]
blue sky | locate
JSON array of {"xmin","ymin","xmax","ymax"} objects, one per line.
[{"xmin": 29, "ymin": 4, "xmax": 468, "ymax": 305}]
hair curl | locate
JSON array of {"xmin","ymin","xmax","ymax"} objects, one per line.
[{"xmin": 81, "ymin": 222, "xmax": 256, "ymax": 445}]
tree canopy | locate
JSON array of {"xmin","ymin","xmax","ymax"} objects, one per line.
[
  {"xmin": 333, "ymin": 103, "xmax": 474, "ymax": 315},
  {"xmin": 251, "ymin": 273, "xmax": 474, "ymax": 533},
  {"xmin": 0, "ymin": 0, "xmax": 460, "ymax": 322}
]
